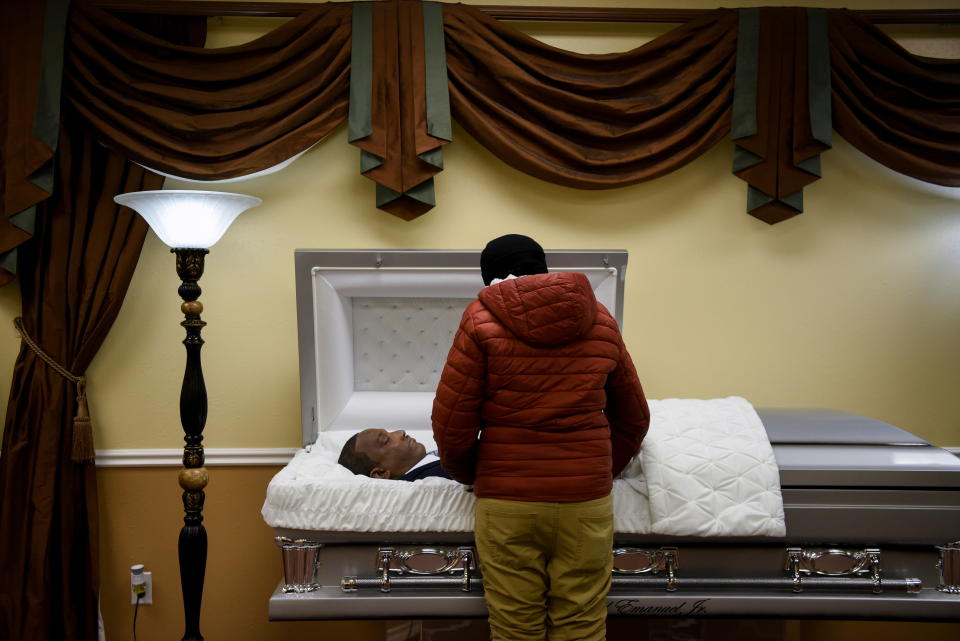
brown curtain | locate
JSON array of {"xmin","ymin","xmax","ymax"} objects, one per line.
[
  {"xmin": 0, "ymin": 11, "xmax": 204, "ymax": 640},
  {"xmin": 829, "ymin": 9, "xmax": 960, "ymax": 187},
  {"xmin": 443, "ymin": 4, "xmax": 738, "ymax": 188},
  {"xmin": 65, "ymin": 3, "xmax": 351, "ymax": 180},
  {"xmin": 0, "ymin": 111, "xmax": 162, "ymax": 641}
]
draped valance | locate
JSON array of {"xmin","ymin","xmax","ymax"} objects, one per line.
[{"xmin": 2, "ymin": 0, "xmax": 958, "ymax": 284}]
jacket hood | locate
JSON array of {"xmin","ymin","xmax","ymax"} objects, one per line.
[{"xmin": 478, "ymin": 272, "xmax": 597, "ymax": 346}]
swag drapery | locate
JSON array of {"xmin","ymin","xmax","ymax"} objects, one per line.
[
  {"xmin": 51, "ymin": 1, "xmax": 960, "ymax": 232},
  {"xmin": 1, "ymin": 2, "xmax": 958, "ymax": 640},
  {"xmin": 0, "ymin": 115, "xmax": 163, "ymax": 641},
  {"xmin": 1, "ymin": 2, "xmax": 959, "ymax": 279},
  {"xmin": 4, "ymin": 1, "xmax": 959, "ymax": 283}
]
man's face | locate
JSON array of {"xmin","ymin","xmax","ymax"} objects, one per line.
[{"xmin": 354, "ymin": 428, "xmax": 427, "ymax": 479}]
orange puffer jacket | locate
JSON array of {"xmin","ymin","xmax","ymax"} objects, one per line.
[{"xmin": 431, "ymin": 272, "xmax": 650, "ymax": 502}]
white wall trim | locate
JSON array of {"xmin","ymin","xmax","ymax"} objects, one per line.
[
  {"xmin": 95, "ymin": 447, "xmax": 299, "ymax": 468},
  {"xmin": 13, "ymin": 444, "xmax": 953, "ymax": 467}
]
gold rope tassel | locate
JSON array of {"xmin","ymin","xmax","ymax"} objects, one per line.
[
  {"xmin": 13, "ymin": 317, "xmax": 96, "ymax": 464},
  {"xmin": 71, "ymin": 377, "xmax": 95, "ymax": 463}
]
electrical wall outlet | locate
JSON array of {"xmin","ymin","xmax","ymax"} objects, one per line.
[{"xmin": 130, "ymin": 568, "xmax": 153, "ymax": 605}]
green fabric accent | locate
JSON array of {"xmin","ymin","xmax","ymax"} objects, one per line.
[
  {"xmin": 0, "ymin": 250, "xmax": 18, "ymax": 276},
  {"xmin": 806, "ymin": 8, "xmax": 832, "ymax": 148},
  {"xmin": 376, "ymin": 178, "xmax": 436, "ymax": 207},
  {"xmin": 422, "ymin": 2, "xmax": 452, "ymax": 142},
  {"xmin": 797, "ymin": 155, "xmax": 821, "ymax": 178},
  {"xmin": 9, "ymin": 207, "xmax": 37, "ymax": 235},
  {"xmin": 747, "ymin": 187, "xmax": 804, "ymax": 213},
  {"xmin": 405, "ymin": 177, "xmax": 436, "ymax": 206},
  {"xmin": 361, "ymin": 149, "xmax": 384, "ymax": 173},
  {"xmin": 376, "ymin": 184, "xmax": 402, "ymax": 207},
  {"xmin": 746, "ymin": 186, "xmax": 773, "ymax": 212},
  {"xmin": 733, "ymin": 147, "xmax": 763, "ymax": 173},
  {"xmin": 781, "ymin": 190, "xmax": 804, "ymax": 212},
  {"xmin": 348, "ymin": 2, "xmax": 374, "ymax": 142},
  {"xmin": 28, "ymin": 159, "xmax": 55, "ymax": 193},
  {"xmin": 32, "ymin": 0, "xmax": 71, "ymax": 151},
  {"xmin": 419, "ymin": 146, "xmax": 444, "ymax": 170},
  {"xmin": 731, "ymin": 8, "xmax": 759, "ymax": 141},
  {"xmin": 0, "ymin": 207, "xmax": 38, "ymax": 279}
]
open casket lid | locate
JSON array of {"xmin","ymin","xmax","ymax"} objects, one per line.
[{"xmin": 294, "ymin": 249, "xmax": 627, "ymax": 447}]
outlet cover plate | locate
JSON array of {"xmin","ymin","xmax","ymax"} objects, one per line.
[{"xmin": 130, "ymin": 571, "xmax": 153, "ymax": 605}]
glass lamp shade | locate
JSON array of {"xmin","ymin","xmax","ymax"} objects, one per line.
[{"xmin": 113, "ymin": 190, "xmax": 261, "ymax": 249}]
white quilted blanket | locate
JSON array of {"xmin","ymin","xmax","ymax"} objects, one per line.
[{"xmin": 262, "ymin": 397, "xmax": 785, "ymax": 537}]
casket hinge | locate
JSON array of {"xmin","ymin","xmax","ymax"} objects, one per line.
[
  {"xmin": 786, "ymin": 547, "xmax": 804, "ymax": 593},
  {"xmin": 459, "ymin": 547, "xmax": 476, "ymax": 592},
  {"xmin": 868, "ymin": 549, "xmax": 882, "ymax": 594},
  {"xmin": 378, "ymin": 547, "xmax": 394, "ymax": 592},
  {"xmin": 664, "ymin": 548, "xmax": 679, "ymax": 592}
]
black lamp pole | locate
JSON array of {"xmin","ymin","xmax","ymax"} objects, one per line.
[
  {"xmin": 174, "ymin": 247, "xmax": 210, "ymax": 641},
  {"xmin": 115, "ymin": 188, "xmax": 260, "ymax": 640}
]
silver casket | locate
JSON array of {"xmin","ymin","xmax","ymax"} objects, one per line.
[{"xmin": 265, "ymin": 249, "xmax": 960, "ymax": 621}]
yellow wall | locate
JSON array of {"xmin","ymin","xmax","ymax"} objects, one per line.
[{"xmin": 1, "ymin": 2, "xmax": 959, "ymax": 640}]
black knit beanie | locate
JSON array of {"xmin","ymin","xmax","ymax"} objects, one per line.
[{"xmin": 480, "ymin": 234, "xmax": 548, "ymax": 286}]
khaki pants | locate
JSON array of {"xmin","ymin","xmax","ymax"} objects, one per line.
[{"xmin": 475, "ymin": 495, "xmax": 614, "ymax": 641}]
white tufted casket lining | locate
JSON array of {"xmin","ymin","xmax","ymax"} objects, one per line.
[{"xmin": 352, "ymin": 297, "xmax": 470, "ymax": 392}]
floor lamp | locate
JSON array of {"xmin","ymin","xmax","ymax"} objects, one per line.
[{"xmin": 114, "ymin": 190, "xmax": 262, "ymax": 641}]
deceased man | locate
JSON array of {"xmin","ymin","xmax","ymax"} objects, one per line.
[{"xmin": 338, "ymin": 429, "xmax": 452, "ymax": 481}]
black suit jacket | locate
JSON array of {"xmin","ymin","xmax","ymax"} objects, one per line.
[{"xmin": 399, "ymin": 459, "xmax": 452, "ymax": 481}]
